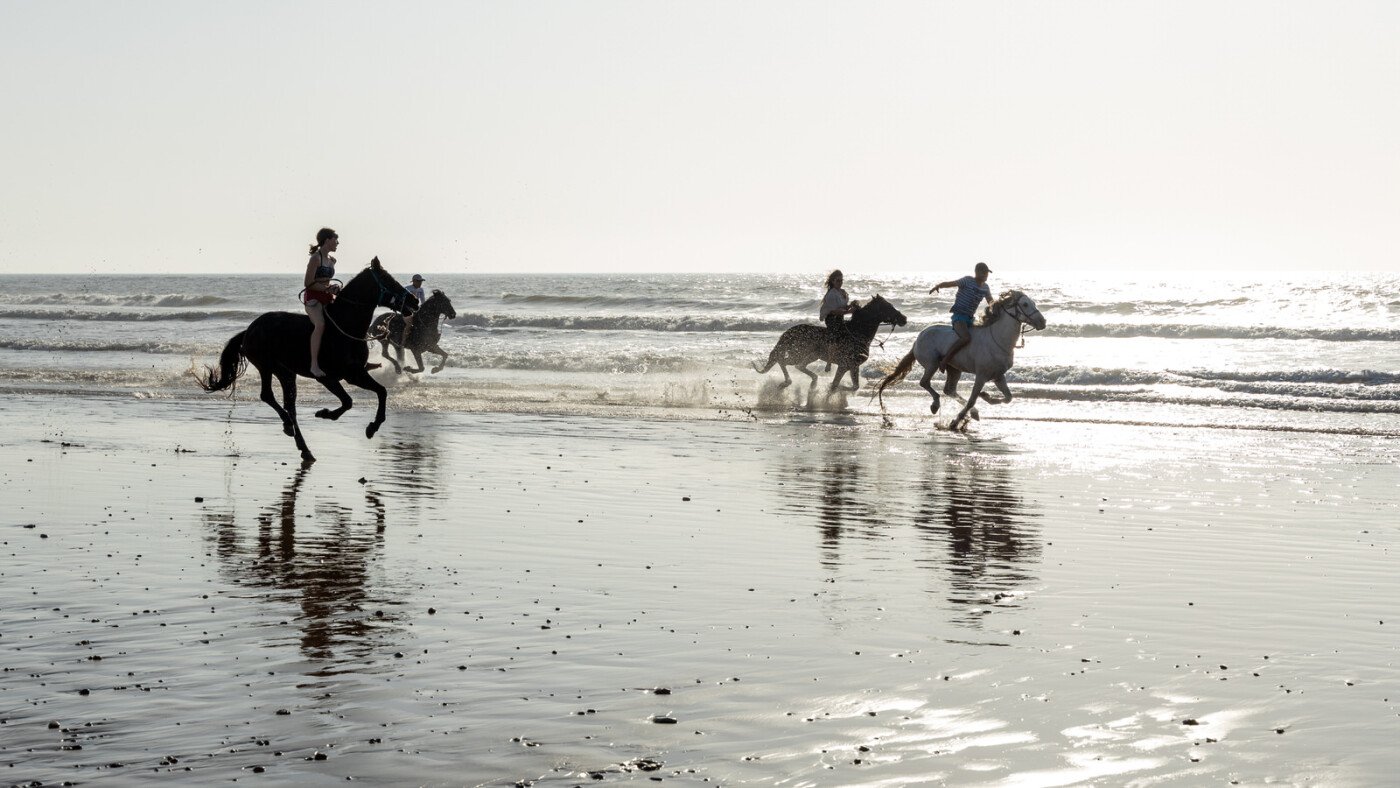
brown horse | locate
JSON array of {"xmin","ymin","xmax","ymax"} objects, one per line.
[
  {"xmin": 753, "ymin": 295, "xmax": 907, "ymax": 391},
  {"xmin": 197, "ymin": 257, "xmax": 418, "ymax": 463}
]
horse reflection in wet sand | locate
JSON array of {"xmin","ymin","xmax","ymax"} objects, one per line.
[
  {"xmin": 878, "ymin": 291, "xmax": 1046, "ymax": 430},
  {"xmin": 754, "ymin": 295, "xmax": 907, "ymax": 392},
  {"xmin": 201, "ymin": 465, "xmax": 400, "ymax": 664}
]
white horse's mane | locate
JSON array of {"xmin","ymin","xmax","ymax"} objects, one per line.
[{"xmin": 977, "ymin": 290, "xmax": 1024, "ymax": 327}]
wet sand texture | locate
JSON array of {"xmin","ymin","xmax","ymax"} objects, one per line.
[{"xmin": 1, "ymin": 397, "xmax": 1397, "ymax": 784}]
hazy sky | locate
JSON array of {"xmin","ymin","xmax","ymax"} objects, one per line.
[{"xmin": 1, "ymin": 1, "xmax": 1396, "ymax": 275}]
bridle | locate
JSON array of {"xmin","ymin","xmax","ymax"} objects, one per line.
[
  {"xmin": 321, "ymin": 268, "xmax": 415, "ymax": 343},
  {"xmin": 991, "ymin": 298, "xmax": 1043, "ymax": 354}
]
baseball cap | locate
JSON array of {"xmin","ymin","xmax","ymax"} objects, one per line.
[
  {"xmin": 411, "ymin": 274, "xmax": 425, "ymax": 282},
  {"xmin": 974, "ymin": 262, "xmax": 992, "ymax": 274}
]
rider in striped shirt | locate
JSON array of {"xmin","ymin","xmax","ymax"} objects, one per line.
[{"xmin": 928, "ymin": 262, "xmax": 993, "ymax": 373}]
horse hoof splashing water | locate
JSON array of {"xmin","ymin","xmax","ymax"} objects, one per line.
[
  {"xmin": 877, "ymin": 291, "xmax": 1047, "ymax": 431},
  {"xmin": 195, "ymin": 257, "xmax": 419, "ymax": 463}
]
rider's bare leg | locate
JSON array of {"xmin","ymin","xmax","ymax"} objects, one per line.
[{"xmin": 305, "ymin": 302, "xmax": 327, "ymax": 378}]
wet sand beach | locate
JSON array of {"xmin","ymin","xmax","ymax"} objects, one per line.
[{"xmin": 2, "ymin": 395, "xmax": 1397, "ymax": 785}]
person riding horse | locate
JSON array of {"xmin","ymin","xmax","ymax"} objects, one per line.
[
  {"xmin": 929, "ymin": 262, "xmax": 994, "ymax": 373},
  {"xmin": 820, "ymin": 269, "xmax": 860, "ymax": 369}
]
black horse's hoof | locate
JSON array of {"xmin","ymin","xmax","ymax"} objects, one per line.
[
  {"xmin": 366, "ymin": 422, "xmax": 380, "ymax": 439},
  {"xmin": 301, "ymin": 451, "xmax": 316, "ymax": 463},
  {"xmin": 930, "ymin": 401, "xmax": 940, "ymax": 415},
  {"xmin": 315, "ymin": 408, "xmax": 334, "ymax": 420}
]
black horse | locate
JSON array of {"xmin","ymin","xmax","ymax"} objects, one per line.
[
  {"xmin": 753, "ymin": 294, "xmax": 907, "ymax": 391},
  {"xmin": 369, "ymin": 289, "xmax": 457, "ymax": 374},
  {"xmin": 197, "ymin": 257, "xmax": 418, "ymax": 463}
]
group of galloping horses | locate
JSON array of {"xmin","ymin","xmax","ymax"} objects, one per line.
[{"xmin": 198, "ymin": 258, "xmax": 1047, "ymax": 462}]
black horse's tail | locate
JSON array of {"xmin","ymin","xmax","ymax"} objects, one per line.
[
  {"xmin": 197, "ymin": 331, "xmax": 247, "ymax": 394},
  {"xmin": 876, "ymin": 350, "xmax": 917, "ymax": 410}
]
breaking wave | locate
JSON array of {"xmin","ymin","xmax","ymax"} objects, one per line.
[
  {"xmin": 0, "ymin": 308, "xmax": 263, "ymax": 322},
  {"xmin": 9, "ymin": 293, "xmax": 233, "ymax": 307},
  {"xmin": 1047, "ymin": 323, "xmax": 1400, "ymax": 342}
]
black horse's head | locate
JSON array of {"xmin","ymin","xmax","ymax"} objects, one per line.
[
  {"xmin": 859, "ymin": 294, "xmax": 907, "ymax": 327},
  {"xmin": 357, "ymin": 257, "xmax": 418, "ymax": 316},
  {"xmin": 428, "ymin": 289, "xmax": 456, "ymax": 320}
]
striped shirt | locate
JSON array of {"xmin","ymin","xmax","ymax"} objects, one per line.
[{"xmin": 950, "ymin": 276, "xmax": 990, "ymax": 317}]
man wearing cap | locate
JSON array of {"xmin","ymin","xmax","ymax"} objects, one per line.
[
  {"xmin": 928, "ymin": 262, "xmax": 994, "ymax": 373},
  {"xmin": 402, "ymin": 274, "xmax": 427, "ymax": 346}
]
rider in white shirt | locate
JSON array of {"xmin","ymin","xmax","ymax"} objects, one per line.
[{"xmin": 401, "ymin": 274, "xmax": 427, "ymax": 346}]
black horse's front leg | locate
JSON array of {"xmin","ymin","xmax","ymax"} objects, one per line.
[
  {"xmin": 379, "ymin": 338, "xmax": 402, "ymax": 374},
  {"xmin": 315, "ymin": 378, "xmax": 354, "ymax": 420},
  {"xmin": 406, "ymin": 349, "xmax": 426, "ymax": 374},
  {"xmin": 429, "ymin": 343, "xmax": 449, "ymax": 374},
  {"xmin": 341, "ymin": 367, "xmax": 389, "ymax": 439}
]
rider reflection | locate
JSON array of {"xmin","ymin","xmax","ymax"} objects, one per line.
[
  {"xmin": 201, "ymin": 465, "xmax": 402, "ymax": 666},
  {"xmin": 912, "ymin": 450, "xmax": 1040, "ymax": 626}
]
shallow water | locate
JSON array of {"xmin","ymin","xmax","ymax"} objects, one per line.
[{"xmin": 2, "ymin": 397, "xmax": 1396, "ymax": 785}]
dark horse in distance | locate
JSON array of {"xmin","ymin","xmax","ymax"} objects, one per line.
[
  {"xmin": 197, "ymin": 257, "xmax": 418, "ymax": 463},
  {"xmin": 369, "ymin": 289, "xmax": 457, "ymax": 374},
  {"xmin": 753, "ymin": 295, "xmax": 907, "ymax": 391}
]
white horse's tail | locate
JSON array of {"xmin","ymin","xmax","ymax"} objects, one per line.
[
  {"xmin": 753, "ymin": 348, "xmax": 779, "ymax": 374},
  {"xmin": 876, "ymin": 350, "xmax": 917, "ymax": 411}
]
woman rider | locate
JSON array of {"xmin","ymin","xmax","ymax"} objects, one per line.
[
  {"xmin": 820, "ymin": 269, "xmax": 859, "ymax": 368},
  {"xmin": 303, "ymin": 227, "xmax": 340, "ymax": 378}
]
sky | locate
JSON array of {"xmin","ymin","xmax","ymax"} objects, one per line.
[{"xmin": 1, "ymin": 1, "xmax": 1396, "ymax": 275}]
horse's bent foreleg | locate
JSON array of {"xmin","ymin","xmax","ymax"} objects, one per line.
[
  {"xmin": 406, "ymin": 349, "xmax": 426, "ymax": 375},
  {"xmin": 977, "ymin": 374, "xmax": 1013, "ymax": 405},
  {"xmin": 276, "ymin": 371, "xmax": 314, "ymax": 461},
  {"xmin": 379, "ymin": 339, "xmax": 402, "ymax": 374},
  {"xmin": 429, "ymin": 343, "xmax": 449, "ymax": 374},
  {"xmin": 315, "ymin": 378, "xmax": 354, "ymax": 420},
  {"xmin": 341, "ymin": 368, "xmax": 389, "ymax": 439}
]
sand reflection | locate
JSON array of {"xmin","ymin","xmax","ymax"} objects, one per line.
[
  {"xmin": 912, "ymin": 446, "xmax": 1041, "ymax": 626},
  {"xmin": 202, "ymin": 462, "xmax": 404, "ymax": 669},
  {"xmin": 772, "ymin": 431, "xmax": 1040, "ymax": 626}
]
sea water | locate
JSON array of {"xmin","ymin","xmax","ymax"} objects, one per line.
[{"xmin": 0, "ymin": 271, "xmax": 1396, "ymax": 435}]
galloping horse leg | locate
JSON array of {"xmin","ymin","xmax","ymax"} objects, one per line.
[
  {"xmin": 379, "ymin": 336, "xmax": 402, "ymax": 374},
  {"xmin": 848, "ymin": 366, "xmax": 860, "ymax": 392},
  {"xmin": 951, "ymin": 374, "xmax": 990, "ymax": 430},
  {"xmin": 314, "ymin": 378, "xmax": 354, "ymax": 421},
  {"xmin": 942, "ymin": 369, "xmax": 963, "ymax": 397},
  {"xmin": 275, "ymin": 370, "xmax": 314, "ymax": 461},
  {"xmin": 918, "ymin": 362, "xmax": 941, "ymax": 415},
  {"xmin": 257, "ymin": 366, "xmax": 294, "ymax": 437},
  {"xmin": 340, "ymin": 366, "xmax": 389, "ymax": 439},
  {"xmin": 977, "ymin": 374, "xmax": 1013, "ymax": 405},
  {"xmin": 429, "ymin": 342, "xmax": 449, "ymax": 374},
  {"xmin": 406, "ymin": 349, "xmax": 426, "ymax": 375},
  {"xmin": 774, "ymin": 362, "xmax": 794, "ymax": 388}
]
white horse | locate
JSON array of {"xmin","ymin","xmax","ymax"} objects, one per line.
[{"xmin": 877, "ymin": 291, "xmax": 1047, "ymax": 429}]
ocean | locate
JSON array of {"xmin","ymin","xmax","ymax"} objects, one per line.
[{"xmin": 1, "ymin": 271, "xmax": 1397, "ymax": 435}]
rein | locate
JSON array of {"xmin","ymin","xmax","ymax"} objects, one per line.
[
  {"xmin": 989, "ymin": 302, "xmax": 1041, "ymax": 355},
  {"xmin": 317, "ymin": 268, "xmax": 411, "ymax": 343}
]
